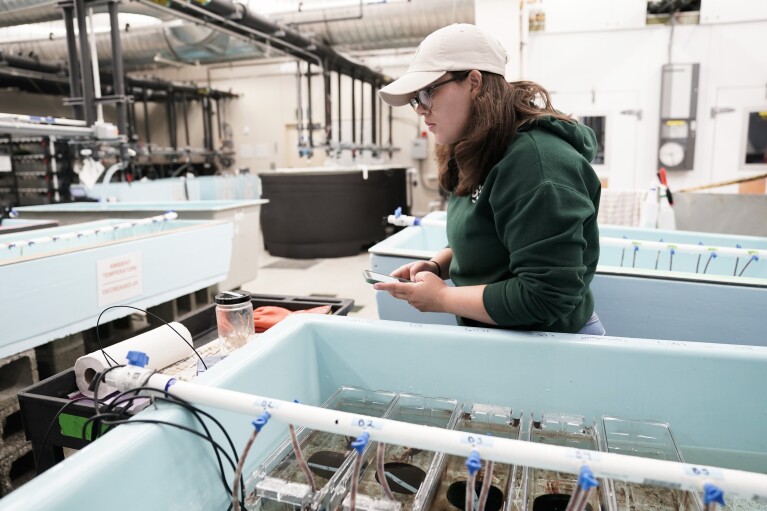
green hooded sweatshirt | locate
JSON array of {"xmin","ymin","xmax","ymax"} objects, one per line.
[{"xmin": 447, "ymin": 116, "xmax": 601, "ymax": 333}]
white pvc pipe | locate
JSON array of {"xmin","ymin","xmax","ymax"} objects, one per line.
[
  {"xmin": 0, "ymin": 113, "xmax": 87, "ymax": 127},
  {"xmin": 0, "ymin": 212, "xmax": 178, "ymax": 251},
  {"xmin": 88, "ymin": 7, "xmax": 104, "ymax": 124},
  {"xmin": 386, "ymin": 214, "xmax": 446, "ymax": 228},
  {"xmin": 104, "ymin": 367, "xmax": 767, "ymax": 501},
  {"xmin": 601, "ymin": 237, "xmax": 764, "ymax": 260},
  {"xmin": 383, "ymin": 215, "xmax": 764, "ymax": 261},
  {"xmin": 0, "ymin": 120, "xmax": 95, "ymax": 137}
]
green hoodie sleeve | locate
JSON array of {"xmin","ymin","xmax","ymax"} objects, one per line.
[
  {"xmin": 482, "ymin": 180, "xmax": 595, "ymax": 328},
  {"xmin": 473, "ymin": 121, "xmax": 599, "ymax": 331}
]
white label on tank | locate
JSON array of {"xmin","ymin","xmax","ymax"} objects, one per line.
[
  {"xmin": 567, "ymin": 449, "xmax": 602, "ymax": 462},
  {"xmin": 461, "ymin": 434, "xmax": 494, "ymax": 448},
  {"xmin": 97, "ymin": 252, "xmax": 143, "ymax": 306},
  {"xmin": 684, "ymin": 466, "xmax": 724, "ymax": 480},
  {"xmin": 351, "ymin": 417, "xmax": 383, "ymax": 430}
]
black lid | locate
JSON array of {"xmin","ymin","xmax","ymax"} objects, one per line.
[{"xmin": 214, "ymin": 290, "xmax": 251, "ymax": 305}]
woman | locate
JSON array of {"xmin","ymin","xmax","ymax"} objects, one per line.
[{"xmin": 375, "ymin": 23, "xmax": 604, "ymax": 335}]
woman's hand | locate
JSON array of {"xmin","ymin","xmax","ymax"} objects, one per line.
[
  {"xmin": 390, "ymin": 260, "xmax": 441, "ymax": 281},
  {"xmin": 374, "ymin": 271, "xmax": 448, "ymax": 312}
]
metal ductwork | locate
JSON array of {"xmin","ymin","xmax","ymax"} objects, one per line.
[
  {"xmin": 0, "ymin": 0, "xmax": 171, "ymax": 28},
  {"xmin": 0, "ymin": 0, "xmax": 473, "ymax": 73},
  {"xmin": 271, "ymin": 0, "xmax": 474, "ymax": 52},
  {"xmin": 1, "ymin": 23, "xmax": 265, "ymax": 70}
]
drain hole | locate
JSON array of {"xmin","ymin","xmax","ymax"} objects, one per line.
[
  {"xmin": 375, "ymin": 462, "xmax": 426, "ymax": 495},
  {"xmin": 533, "ymin": 493, "xmax": 593, "ymax": 511},
  {"xmin": 306, "ymin": 450, "xmax": 346, "ymax": 480},
  {"xmin": 446, "ymin": 480, "xmax": 504, "ymax": 511}
]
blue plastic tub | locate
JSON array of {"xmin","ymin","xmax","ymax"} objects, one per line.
[
  {"xmin": 1, "ymin": 315, "xmax": 765, "ymax": 510},
  {"xmin": 368, "ymin": 219, "xmax": 767, "ymax": 344},
  {"xmin": 14, "ymin": 199, "xmax": 266, "ymax": 291}
]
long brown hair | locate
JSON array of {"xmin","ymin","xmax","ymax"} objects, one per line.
[{"xmin": 437, "ymin": 73, "xmax": 573, "ymax": 196}]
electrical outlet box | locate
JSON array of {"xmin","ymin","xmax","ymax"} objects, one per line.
[{"xmin": 411, "ymin": 138, "xmax": 428, "ymax": 160}]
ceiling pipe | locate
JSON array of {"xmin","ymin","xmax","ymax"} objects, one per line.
[
  {"xmin": 0, "ymin": 0, "xmax": 172, "ymax": 28},
  {"xmin": 131, "ymin": 0, "xmax": 390, "ymax": 85},
  {"xmin": 1, "ymin": 1, "xmax": 472, "ymax": 74}
]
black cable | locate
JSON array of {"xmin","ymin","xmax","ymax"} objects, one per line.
[
  {"xmin": 703, "ymin": 253, "xmax": 715, "ymax": 274},
  {"xmin": 738, "ymin": 257, "xmax": 756, "ymax": 277},
  {"xmin": 95, "ymin": 304, "xmax": 207, "ymax": 370},
  {"xmin": 86, "ymin": 386, "xmax": 244, "ymax": 503},
  {"xmin": 33, "ymin": 395, "xmax": 108, "ymax": 473},
  {"xmin": 33, "ymin": 365, "xmax": 239, "ymax": 507},
  {"xmin": 89, "ymin": 415, "xmax": 243, "ymax": 503}
]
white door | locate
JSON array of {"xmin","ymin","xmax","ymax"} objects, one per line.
[
  {"xmin": 709, "ymin": 86, "xmax": 767, "ymax": 192},
  {"xmin": 549, "ymin": 90, "xmax": 642, "ymax": 189}
]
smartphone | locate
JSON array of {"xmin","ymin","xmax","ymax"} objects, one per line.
[{"xmin": 362, "ymin": 270, "xmax": 412, "ymax": 284}]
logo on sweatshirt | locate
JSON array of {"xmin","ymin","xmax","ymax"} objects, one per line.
[{"xmin": 471, "ymin": 184, "xmax": 483, "ymax": 204}]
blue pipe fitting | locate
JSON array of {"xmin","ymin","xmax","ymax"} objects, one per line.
[
  {"xmin": 252, "ymin": 411, "xmax": 271, "ymax": 432},
  {"xmin": 126, "ymin": 350, "xmax": 149, "ymax": 367},
  {"xmin": 351, "ymin": 431, "xmax": 370, "ymax": 454},
  {"xmin": 577, "ymin": 465, "xmax": 599, "ymax": 490},
  {"xmin": 703, "ymin": 483, "xmax": 725, "ymax": 506},
  {"xmin": 465, "ymin": 450, "xmax": 481, "ymax": 476}
]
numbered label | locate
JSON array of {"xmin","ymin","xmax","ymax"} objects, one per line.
[
  {"xmin": 256, "ymin": 399, "xmax": 281, "ymax": 410},
  {"xmin": 567, "ymin": 449, "xmax": 602, "ymax": 462},
  {"xmin": 461, "ymin": 434, "xmax": 494, "ymax": 448},
  {"xmin": 351, "ymin": 417, "xmax": 383, "ymax": 430},
  {"xmin": 684, "ymin": 466, "xmax": 723, "ymax": 480}
]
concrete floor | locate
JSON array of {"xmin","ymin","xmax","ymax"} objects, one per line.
[{"xmin": 240, "ymin": 250, "xmax": 379, "ymax": 320}]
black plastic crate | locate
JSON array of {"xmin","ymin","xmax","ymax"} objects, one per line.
[
  {"xmin": 17, "ymin": 369, "xmax": 102, "ymax": 474},
  {"xmin": 17, "ymin": 293, "xmax": 354, "ymax": 474},
  {"xmin": 178, "ymin": 292, "xmax": 355, "ymax": 347}
]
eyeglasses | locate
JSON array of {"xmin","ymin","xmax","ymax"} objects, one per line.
[{"xmin": 409, "ymin": 72, "xmax": 470, "ymax": 110}]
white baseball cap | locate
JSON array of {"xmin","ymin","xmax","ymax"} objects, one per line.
[{"xmin": 379, "ymin": 23, "xmax": 508, "ymax": 107}]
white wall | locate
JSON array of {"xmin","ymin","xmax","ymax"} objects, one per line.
[
  {"xmin": 3, "ymin": 1, "xmax": 765, "ymax": 206},
  {"xmin": 525, "ymin": 5, "xmax": 767, "ymax": 193}
]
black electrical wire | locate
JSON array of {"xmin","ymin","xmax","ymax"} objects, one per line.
[
  {"xmin": 738, "ymin": 257, "xmax": 757, "ymax": 277},
  {"xmin": 703, "ymin": 253, "xmax": 715, "ymax": 274},
  {"xmin": 95, "ymin": 304, "xmax": 207, "ymax": 370},
  {"xmin": 77, "ymin": 367, "xmax": 245, "ymax": 508},
  {"xmin": 34, "ymin": 395, "xmax": 109, "ymax": 473},
  {"xmin": 86, "ymin": 386, "xmax": 245, "ymax": 504},
  {"xmin": 36, "ymin": 365, "xmax": 243, "ymax": 508}
]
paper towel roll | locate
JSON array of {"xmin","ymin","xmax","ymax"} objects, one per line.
[{"xmin": 74, "ymin": 322, "xmax": 193, "ymax": 398}]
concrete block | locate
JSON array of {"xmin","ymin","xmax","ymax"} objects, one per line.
[
  {"xmin": 0, "ymin": 401, "xmax": 23, "ymax": 446},
  {"xmin": 33, "ymin": 333, "xmax": 86, "ymax": 380},
  {"xmin": 0, "ymin": 440, "xmax": 34, "ymax": 497},
  {"xmin": 0, "ymin": 350, "xmax": 38, "ymax": 409}
]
